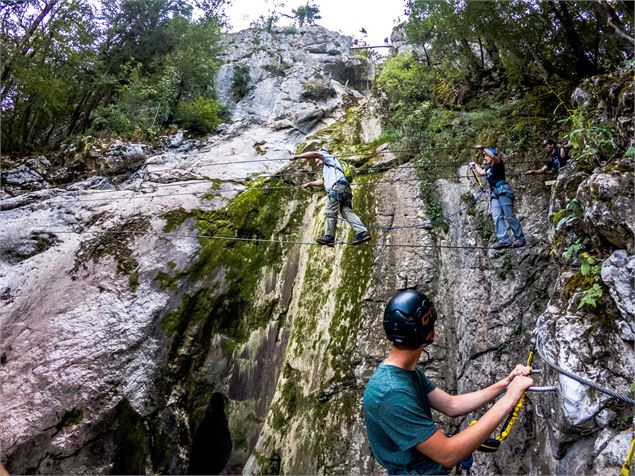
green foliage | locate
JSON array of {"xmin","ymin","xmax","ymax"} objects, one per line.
[
  {"xmin": 553, "ymin": 199, "xmax": 582, "ymax": 231},
  {"xmin": 578, "ymin": 283, "xmax": 603, "ymax": 310},
  {"xmin": 562, "ymin": 241, "xmax": 605, "ymax": 310},
  {"xmin": 404, "ymin": 0, "xmax": 633, "ymax": 85},
  {"xmin": 232, "ymin": 65, "xmax": 251, "ymax": 99},
  {"xmin": 563, "ymin": 239, "xmax": 584, "ymax": 261},
  {"xmin": 292, "ymin": 3, "xmax": 321, "ymax": 27},
  {"xmin": 1, "ymin": 0, "xmax": 225, "ymax": 151},
  {"xmin": 376, "ymin": 53, "xmax": 430, "ymax": 105},
  {"xmin": 563, "ymin": 108, "xmax": 618, "ymax": 165},
  {"xmin": 281, "ymin": 25, "xmax": 298, "ymax": 34},
  {"xmin": 91, "ymin": 105, "xmax": 134, "ymax": 136},
  {"xmin": 250, "ymin": 1, "xmax": 285, "ymax": 31},
  {"xmin": 175, "ymin": 97, "xmax": 222, "ymax": 134}
]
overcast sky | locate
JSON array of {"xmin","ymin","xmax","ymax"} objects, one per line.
[{"xmin": 226, "ymin": 0, "xmax": 407, "ymax": 46}]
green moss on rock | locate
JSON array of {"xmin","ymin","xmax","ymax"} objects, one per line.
[
  {"xmin": 128, "ymin": 270, "xmax": 140, "ymax": 293},
  {"xmin": 56, "ymin": 408, "xmax": 84, "ymax": 431},
  {"xmin": 111, "ymin": 399, "xmax": 149, "ymax": 475},
  {"xmin": 72, "ymin": 217, "xmax": 149, "ymax": 278}
]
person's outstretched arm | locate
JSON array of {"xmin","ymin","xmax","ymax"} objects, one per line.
[
  {"xmin": 301, "ymin": 178, "xmax": 324, "ymax": 189},
  {"xmin": 468, "ymin": 161, "xmax": 486, "ymax": 176},
  {"xmin": 289, "ymin": 151, "xmax": 323, "ymax": 160},
  {"xmin": 475, "ymin": 144, "xmax": 501, "ymax": 164},
  {"xmin": 525, "ymin": 165, "xmax": 548, "ymax": 175},
  {"xmin": 428, "ymin": 365, "xmax": 531, "ymax": 417},
  {"xmin": 415, "ymin": 375, "xmax": 534, "ymax": 468}
]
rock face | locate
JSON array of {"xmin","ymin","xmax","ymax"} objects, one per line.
[
  {"xmin": 1, "ymin": 26, "xmax": 633, "ymax": 476},
  {"xmin": 0, "ymin": 26, "xmax": 374, "ymax": 474},
  {"xmin": 216, "ymin": 26, "xmax": 373, "ymax": 127}
]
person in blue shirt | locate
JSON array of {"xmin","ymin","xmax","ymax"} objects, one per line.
[
  {"xmin": 469, "ymin": 145, "xmax": 526, "ymax": 249},
  {"xmin": 363, "ymin": 290, "xmax": 533, "ymax": 475},
  {"xmin": 290, "ymin": 148, "xmax": 371, "ymax": 246},
  {"xmin": 525, "ymin": 138, "xmax": 572, "ymax": 175}
]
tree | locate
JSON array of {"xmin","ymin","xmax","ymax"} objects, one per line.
[
  {"xmin": 1, "ymin": 0, "xmax": 230, "ymax": 151},
  {"xmin": 0, "ymin": 0, "xmax": 61, "ymax": 84},
  {"xmin": 292, "ymin": 2, "xmax": 320, "ymax": 27},
  {"xmin": 404, "ymin": 0, "xmax": 634, "ymax": 85}
]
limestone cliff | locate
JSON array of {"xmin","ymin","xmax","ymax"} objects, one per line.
[{"xmin": 0, "ymin": 26, "xmax": 633, "ymax": 476}]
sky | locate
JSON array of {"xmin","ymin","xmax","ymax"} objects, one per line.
[{"xmin": 226, "ymin": 0, "xmax": 407, "ymax": 46}]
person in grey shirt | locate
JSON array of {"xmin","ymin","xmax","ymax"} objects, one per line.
[{"xmin": 290, "ymin": 148, "xmax": 371, "ymax": 246}]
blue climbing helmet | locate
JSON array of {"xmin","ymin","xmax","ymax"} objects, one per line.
[
  {"xmin": 482, "ymin": 147, "xmax": 498, "ymax": 158},
  {"xmin": 383, "ymin": 290, "xmax": 437, "ymax": 347}
]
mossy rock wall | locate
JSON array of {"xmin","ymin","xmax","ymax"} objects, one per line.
[{"xmin": 248, "ymin": 175, "xmax": 377, "ymax": 474}]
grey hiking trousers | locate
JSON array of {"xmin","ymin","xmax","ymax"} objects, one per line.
[{"xmin": 324, "ymin": 181, "xmax": 367, "ymax": 237}]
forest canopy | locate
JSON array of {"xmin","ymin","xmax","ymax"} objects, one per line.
[
  {"xmin": 375, "ymin": 0, "xmax": 634, "ymax": 160},
  {"xmin": 403, "ymin": 0, "xmax": 634, "ymax": 86},
  {"xmin": 0, "ymin": 0, "xmax": 231, "ymax": 152}
]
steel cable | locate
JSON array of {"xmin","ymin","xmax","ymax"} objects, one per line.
[{"xmin": 535, "ymin": 336, "xmax": 635, "ymax": 405}]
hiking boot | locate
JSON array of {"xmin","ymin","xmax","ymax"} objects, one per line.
[
  {"xmin": 351, "ymin": 231, "xmax": 371, "ymax": 245},
  {"xmin": 492, "ymin": 241, "xmax": 511, "ymax": 250},
  {"xmin": 512, "ymin": 239, "xmax": 526, "ymax": 248},
  {"xmin": 316, "ymin": 235, "xmax": 335, "ymax": 247}
]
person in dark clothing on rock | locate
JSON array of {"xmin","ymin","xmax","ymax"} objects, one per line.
[
  {"xmin": 469, "ymin": 145, "xmax": 526, "ymax": 249},
  {"xmin": 525, "ymin": 138, "xmax": 573, "ymax": 175},
  {"xmin": 363, "ymin": 290, "xmax": 534, "ymax": 475},
  {"xmin": 290, "ymin": 148, "xmax": 370, "ymax": 246}
]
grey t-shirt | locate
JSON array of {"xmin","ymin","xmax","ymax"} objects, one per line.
[{"xmin": 321, "ymin": 153, "xmax": 346, "ymax": 190}]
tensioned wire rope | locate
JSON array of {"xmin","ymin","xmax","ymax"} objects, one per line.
[
  {"xmin": 534, "ymin": 335, "xmax": 635, "ymax": 405},
  {"xmin": 2, "ymin": 162, "xmax": 530, "ymax": 193},
  {"xmin": 118, "ymin": 143, "xmax": 540, "ymax": 176},
  {"xmin": 26, "ymin": 228, "xmax": 515, "ymax": 251},
  {"xmin": 18, "ymin": 178, "xmax": 490, "ymax": 236},
  {"xmin": 4, "ymin": 148, "xmax": 550, "ymax": 197},
  {"xmin": 3, "ymin": 156, "xmax": 550, "ymax": 198},
  {"xmin": 23, "ymin": 180, "xmax": 512, "ymax": 247},
  {"xmin": 14, "ymin": 165, "xmax": 547, "ymax": 203},
  {"xmin": 4, "ymin": 150, "xmax": 532, "ymax": 238},
  {"xmin": 132, "ymin": 153, "xmax": 542, "ymax": 175}
]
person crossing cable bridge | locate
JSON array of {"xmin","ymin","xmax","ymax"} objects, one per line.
[
  {"xmin": 289, "ymin": 147, "xmax": 371, "ymax": 246},
  {"xmin": 525, "ymin": 138, "xmax": 573, "ymax": 175},
  {"xmin": 469, "ymin": 145, "xmax": 526, "ymax": 249},
  {"xmin": 363, "ymin": 290, "xmax": 534, "ymax": 475}
]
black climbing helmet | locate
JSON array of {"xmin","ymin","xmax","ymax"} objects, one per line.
[
  {"xmin": 383, "ymin": 290, "xmax": 437, "ymax": 347},
  {"xmin": 542, "ymin": 138, "xmax": 556, "ymax": 146}
]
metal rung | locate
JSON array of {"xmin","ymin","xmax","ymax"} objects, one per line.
[{"xmin": 528, "ymin": 385, "xmax": 557, "ymax": 392}]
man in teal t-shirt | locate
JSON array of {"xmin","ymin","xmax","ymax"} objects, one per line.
[{"xmin": 363, "ymin": 290, "xmax": 534, "ymax": 474}]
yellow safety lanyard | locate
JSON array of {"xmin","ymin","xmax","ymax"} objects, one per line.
[
  {"xmin": 495, "ymin": 349, "xmax": 535, "ymax": 442},
  {"xmin": 621, "ymin": 418, "xmax": 635, "ymax": 476},
  {"xmin": 470, "ymin": 166, "xmax": 485, "ymax": 191},
  {"xmin": 473, "ymin": 348, "xmax": 535, "ymax": 452}
]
